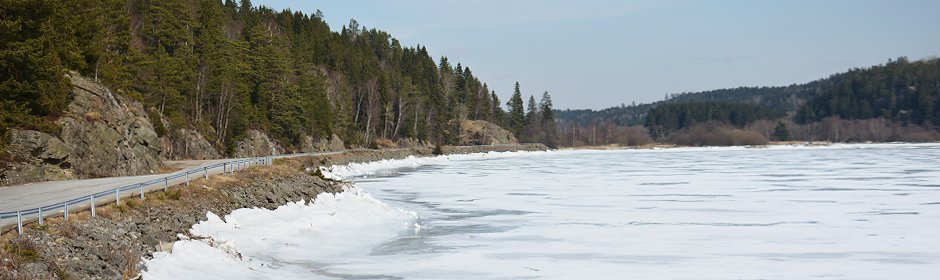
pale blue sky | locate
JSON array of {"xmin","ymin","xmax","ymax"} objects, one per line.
[{"xmin": 255, "ymin": 0, "xmax": 940, "ymax": 109}]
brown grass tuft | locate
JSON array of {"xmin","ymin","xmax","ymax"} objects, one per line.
[
  {"xmin": 374, "ymin": 138, "xmax": 397, "ymax": 149},
  {"xmin": 83, "ymin": 111, "xmax": 102, "ymax": 122},
  {"xmin": 53, "ymin": 221, "xmax": 84, "ymax": 239}
]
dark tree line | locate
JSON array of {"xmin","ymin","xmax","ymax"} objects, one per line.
[
  {"xmin": 556, "ymin": 57, "xmax": 940, "ymax": 146},
  {"xmin": 1, "ymin": 0, "xmax": 517, "ymax": 152},
  {"xmin": 796, "ymin": 57, "xmax": 940, "ymax": 126},
  {"xmin": 645, "ymin": 102, "xmax": 783, "ymax": 138}
]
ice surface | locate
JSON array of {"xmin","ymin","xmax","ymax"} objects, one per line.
[{"xmin": 144, "ymin": 144, "xmax": 940, "ymax": 279}]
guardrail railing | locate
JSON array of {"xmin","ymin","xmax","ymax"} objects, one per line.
[{"xmin": 1, "ymin": 156, "xmax": 273, "ymax": 235}]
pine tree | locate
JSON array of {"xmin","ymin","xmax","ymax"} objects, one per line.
[
  {"xmin": 490, "ymin": 91, "xmax": 506, "ymax": 126},
  {"xmin": 523, "ymin": 94, "xmax": 542, "ymax": 142},
  {"xmin": 507, "ymin": 82, "xmax": 525, "ymax": 138},
  {"xmin": 0, "ymin": 0, "xmax": 73, "ymax": 133},
  {"xmin": 540, "ymin": 91, "xmax": 558, "ymax": 148}
]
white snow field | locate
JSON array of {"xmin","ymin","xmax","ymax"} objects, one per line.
[{"xmin": 143, "ymin": 144, "xmax": 940, "ymax": 279}]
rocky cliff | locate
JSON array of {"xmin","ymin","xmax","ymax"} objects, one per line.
[
  {"xmin": 0, "ymin": 73, "xmax": 162, "ymax": 185},
  {"xmin": 454, "ymin": 120, "xmax": 518, "ymax": 146},
  {"xmin": 300, "ymin": 134, "xmax": 345, "ymax": 153},
  {"xmin": 160, "ymin": 129, "xmax": 221, "ymax": 160},
  {"xmin": 232, "ymin": 130, "xmax": 284, "ymax": 158}
]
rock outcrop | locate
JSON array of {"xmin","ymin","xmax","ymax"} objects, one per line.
[
  {"xmin": 57, "ymin": 74, "xmax": 162, "ymax": 178},
  {"xmin": 454, "ymin": 120, "xmax": 518, "ymax": 146},
  {"xmin": 300, "ymin": 134, "xmax": 345, "ymax": 153},
  {"xmin": 232, "ymin": 130, "xmax": 284, "ymax": 157},
  {"xmin": 1, "ymin": 130, "xmax": 76, "ymax": 184},
  {"xmin": 0, "ymin": 73, "xmax": 162, "ymax": 185},
  {"xmin": 161, "ymin": 129, "xmax": 221, "ymax": 160}
]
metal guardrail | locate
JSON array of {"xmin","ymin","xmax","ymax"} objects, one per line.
[{"xmin": 1, "ymin": 156, "xmax": 273, "ymax": 235}]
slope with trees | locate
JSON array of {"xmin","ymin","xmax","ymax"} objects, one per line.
[{"xmin": 1, "ymin": 0, "xmax": 517, "ymax": 156}]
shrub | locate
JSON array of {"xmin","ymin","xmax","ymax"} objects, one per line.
[{"xmin": 671, "ymin": 123, "xmax": 768, "ymax": 146}]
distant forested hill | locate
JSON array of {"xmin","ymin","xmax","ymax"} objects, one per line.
[
  {"xmin": 796, "ymin": 57, "xmax": 940, "ymax": 126},
  {"xmin": 1, "ymin": 0, "xmax": 518, "ymax": 152},
  {"xmin": 556, "ymin": 57, "xmax": 940, "ymax": 145}
]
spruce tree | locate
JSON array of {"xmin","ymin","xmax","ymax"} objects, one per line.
[
  {"xmin": 773, "ymin": 121, "xmax": 790, "ymax": 141},
  {"xmin": 507, "ymin": 82, "xmax": 525, "ymax": 139},
  {"xmin": 523, "ymin": 94, "xmax": 542, "ymax": 142},
  {"xmin": 540, "ymin": 91, "xmax": 558, "ymax": 148}
]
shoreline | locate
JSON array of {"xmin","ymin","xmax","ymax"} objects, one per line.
[
  {"xmin": 558, "ymin": 140, "xmax": 940, "ymax": 151},
  {"xmin": 0, "ymin": 144, "xmax": 548, "ymax": 279}
]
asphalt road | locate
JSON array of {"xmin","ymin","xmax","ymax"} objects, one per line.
[
  {"xmin": 0, "ymin": 158, "xmax": 232, "ymax": 215},
  {"xmin": 0, "ymin": 150, "xmax": 348, "ymax": 228}
]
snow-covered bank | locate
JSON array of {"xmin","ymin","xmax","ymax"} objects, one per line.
[
  {"xmin": 318, "ymin": 150, "xmax": 554, "ymax": 180},
  {"xmin": 142, "ymin": 188, "xmax": 417, "ymax": 279}
]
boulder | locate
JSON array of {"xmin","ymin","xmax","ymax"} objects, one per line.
[{"xmin": 454, "ymin": 120, "xmax": 518, "ymax": 146}]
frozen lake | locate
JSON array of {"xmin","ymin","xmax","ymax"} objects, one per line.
[{"xmin": 144, "ymin": 144, "xmax": 940, "ymax": 279}]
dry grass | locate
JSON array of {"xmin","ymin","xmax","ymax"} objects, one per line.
[
  {"xmin": 0, "ymin": 236, "xmax": 40, "ymax": 279},
  {"xmin": 117, "ymin": 245, "xmax": 141, "ymax": 279},
  {"xmin": 52, "ymin": 222, "xmax": 83, "ymax": 239},
  {"xmin": 83, "ymin": 111, "xmax": 102, "ymax": 122},
  {"xmin": 374, "ymin": 138, "xmax": 397, "ymax": 149}
]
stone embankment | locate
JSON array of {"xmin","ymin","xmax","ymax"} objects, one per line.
[
  {"xmin": 0, "ymin": 144, "xmax": 548, "ymax": 279},
  {"xmin": 0, "ymin": 164, "xmax": 344, "ymax": 279}
]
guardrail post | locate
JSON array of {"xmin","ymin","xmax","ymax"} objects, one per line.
[
  {"xmin": 90, "ymin": 194, "xmax": 96, "ymax": 217},
  {"xmin": 64, "ymin": 201, "xmax": 69, "ymax": 221},
  {"xmin": 38, "ymin": 207, "xmax": 43, "ymax": 225},
  {"xmin": 223, "ymin": 162, "xmax": 227, "ymax": 174},
  {"xmin": 115, "ymin": 188, "xmax": 120, "ymax": 204},
  {"xmin": 185, "ymin": 171, "xmax": 190, "ymax": 186},
  {"xmin": 17, "ymin": 211, "xmax": 23, "ymax": 235},
  {"xmin": 204, "ymin": 167, "xmax": 208, "ymax": 180},
  {"xmin": 139, "ymin": 183, "xmax": 145, "ymax": 200},
  {"xmin": 164, "ymin": 177, "xmax": 168, "ymax": 192}
]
